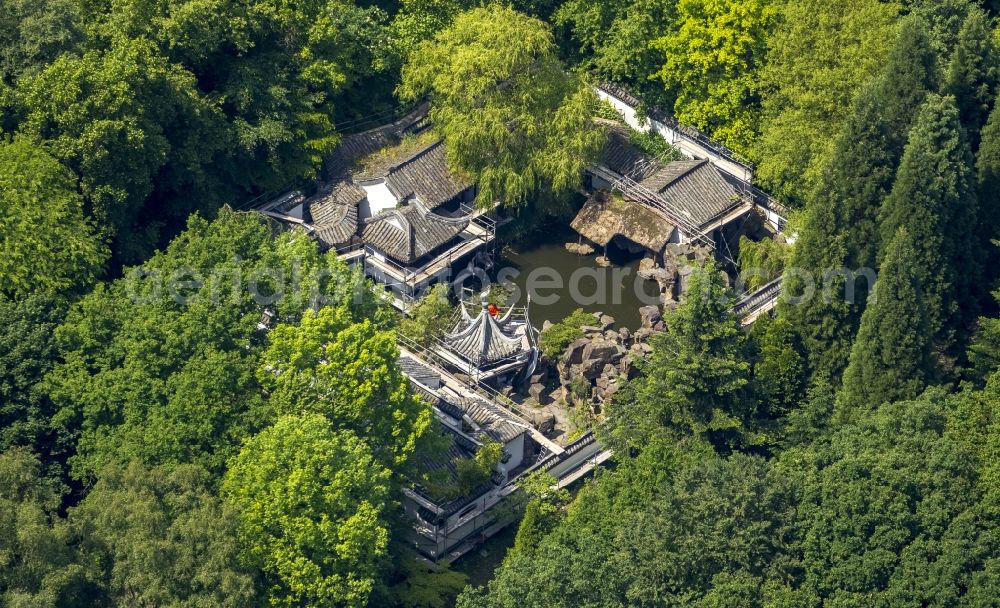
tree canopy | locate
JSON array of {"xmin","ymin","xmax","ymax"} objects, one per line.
[
  {"xmin": 754, "ymin": 0, "xmax": 900, "ymax": 202},
  {"xmin": 837, "ymin": 228, "xmax": 934, "ymax": 418},
  {"xmin": 651, "ymin": 0, "xmax": 775, "ymax": 153},
  {"xmin": 5, "ymin": 1, "xmax": 1000, "ymax": 606},
  {"xmin": 608, "ymin": 262, "xmax": 750, "ymax": 451},
  {"xmin": 0, "ymin": 137, "xmax": 107, "ymax": 299},
  {"xmin": 878, "ymin": 93, "xmax": 979, "ymax": 351},
  {"xmin": 223, "ymin": 413, "xmax": 392, "ymax": 608},
  {"xmin": 398, "ymin": 5, "xmax": 604, "ymax": 208}
]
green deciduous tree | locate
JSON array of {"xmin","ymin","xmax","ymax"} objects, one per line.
[
  {"xmin": 386, "ymin": 0, "xmax": 473, "ymax": 70},
  {"xmin": 651, "ymin": 0, "xmax": 775, "ymax": 153},
  {"xmin": 0, "ymin": 138, "xmax": 107, "ymax": 299},
  {"xmin": 737, "ymin": 236, "xmax": 788, "ymax": 291},
  {"xmin": 609, "ymin": 262, "xmax": 750, "ymax": 450},
  {"xmin": 0, "ymin": 296, "xmax": 65, "ymax": 470},
  {"xmin": 399, "ymin": 283, "xmax": 453, "ymax": 347},
  {"xmin": 0, "ymin": 0, "xmax": 81, "ymax": 84},
  {"xmin": 458, "ymin": 454, "xmax": 794, "ymax": 608},
  {"xmin": 45, "ymin": 209, "xmax": 376, "ymax": 481},
  {"xmin": 82, "ymin": 0, "xmax": 388, "ymax": 185},
  {"xmin": 538, "ymin": 308, "xmax": 594, "ymax": 359},
  {"xmin": 0, "ymin": 448, "xmax": 97, "ymax": 606},
  {"xmin": 223, "ymin": 413, "xmax": 392, "ymax": 608},
  {"xmin": 781, "ymin": 387, "xmax": 992, "ymax": 605},
  {"xmin": 73, "ymin": 461, "xmax": 255, "ymax": 607},
  {"xmin": 837, "ymin": 228, "xmax": 934, "ymax": 418},
  {"xmin": 398, "ymin": 5, "xmax": 605, "ymax": 208},
  {"xmin": 755, "ymin": 0, "xmax": 900, "ymax": 202},
  {"xmin": 260, "ymin": 305, "xmax": 433, "ymax": 468},
  {"xmin": 553, "ymin": 0, "xmax": 675, "ymax": 100},
  {"xmin": 15, "ymin": 38, "xmax": 230, "ymax": 263},
  {"xmin": 878, "ymin": 93, "xmax": 979, "ymax": 351},
  {"xmin": 750, "ymin": 314, "xmax": 806, "ymax": 421}
]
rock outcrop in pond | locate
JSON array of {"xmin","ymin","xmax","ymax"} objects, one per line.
[{"xmin": 522, "ymin": 309, "xmax": 669, "ymax": 418}]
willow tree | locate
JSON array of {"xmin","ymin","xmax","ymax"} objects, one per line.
[{"xmin": 398, "ymin": 5, "xmax": 605, "ymax": 208}]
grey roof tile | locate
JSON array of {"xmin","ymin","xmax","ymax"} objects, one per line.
[{"xmin": 361, "ymin": 202, "xmax": 468, "ymax": 265}]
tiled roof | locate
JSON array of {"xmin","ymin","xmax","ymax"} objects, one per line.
[
  {"xmin": 324, "ymin": 103, "xmax": 429, "ymax": 181},
  {"xmin": 361, "ymin": 202, "xmax": 468, "ymax": 265},
  {"xmin": 458, "ymin": 397, "xmax": 527, "ymax": 445},
  {"xmin": 419, "ymin": 426, "xmax": 479, "ymax": 482},
  {"xmin": 443, "ymin": 298, "xmax": 528, "ymax": 367},
  {"xmin": 398, "ymin": 356, "xmax": 442, "ymax": 388},
  {"xmin": 640, "ymin": 159, "xmax": 740, "ymax": 227},
  {"xmin": 595, "ymin": 118, "xmax": 658, "ymax": 179},
  {"xmin": 306, "ymin": 182, "xmax": 363, "ymax": 250},
  {"xmin": 422, "ymin": 385, "xmax": 526, "ymax": 445},
  {"xmin": 357, "ymin": 140, "xmax": 472, "ymax": 209},
  {"xmin": 258, "ymin": 190, "xmax": 306, "ymax": 214}
]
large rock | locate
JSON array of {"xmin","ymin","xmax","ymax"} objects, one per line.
[
  {"xmin": 565, "ymin": 242, "xmax": 595, "ymax": 255},
  {"xmin": 633, "ymin": 327, "xmax": 654, "ymax": 343},
  {"xmin": 595, "ymin": 364, "xmax": 617, "ymax": 389},
  {"xmin": 528, "ymin": 411, "xmax": 556, "ymax": 434},
  {"xmin": 638, "ymin": 257, "xmax": 657, "ymax": 272},
  {"xmin": 599, "ymin": 314, "xmax": 616, "ymax": 330},
  {"xmin": 582, "ymin": 339, "xmax": 621, "ymax": 365},
  {"xmin": 578, "ymin": 358, "xmax": 606, "ymax": 380},
  {"xmin": 528, "ymin": 382, "xmax": 548, "ymax": 403},
  {"xmin": 637, "ymin": 266, "xmax": 665, "ymax": 281},
  {"xmin": 563, "ymin": 338, "xmax": 591, "ymax": 365},
  {"xmin": 529, "ymin": 369, "xmax": 549, "ymax": 386},
  {"xmin": 639, "ymin": 305, "xmax": 662, "ymax": 329}
]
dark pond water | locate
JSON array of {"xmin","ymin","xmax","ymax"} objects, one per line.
[{"xmin": 496, "ymin": 234, "xmax": 661, "ymax": 331}]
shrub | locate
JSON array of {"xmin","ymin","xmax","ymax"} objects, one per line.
[{"xmin": 539, "ymin": 308, "xmax": 596, "ymax": 359}]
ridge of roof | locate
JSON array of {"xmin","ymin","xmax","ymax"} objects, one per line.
[{"xmin": 654, "ymin": 158, "xmax": 708, "ymax": 191}]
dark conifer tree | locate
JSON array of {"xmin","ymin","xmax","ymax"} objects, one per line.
[
  {"xmin": 837, "ymin": 228, "xmax": 934, "ymax": 418},
  {"xmin": 609, "ymin": 262, "xmax": 751, "ymax": 451},
  {"xmin": 878, "ymin": 93, "xmax": 979, "ymax": 353},
  {"xmin": 750, "ymin": 314, "xmax": 807, "ymax": 420},
  {"xmin": 875, "ymin": 15, "xmax": 939, "ymax": 160},
  {"xmin": 905, "ymin": 0, "xmax": 973, "ymax": 56},
  {"xmin": 942, "ymin": 6, "xmax": 999, "ymax": 151},
  {"xmin": 975, "ymin": 95, "xmax": 1000, "ymax": 289},
  {"xmin": 781, "ymin": 201, "xmax": 861, "ymax": 383},
  {"xmin": 782, "ymin": 17, "xmax": 937, "ymax": 382},
  {"xmin": 827, "ymin": 15, "xmax": 937, "ymax": 272}
]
